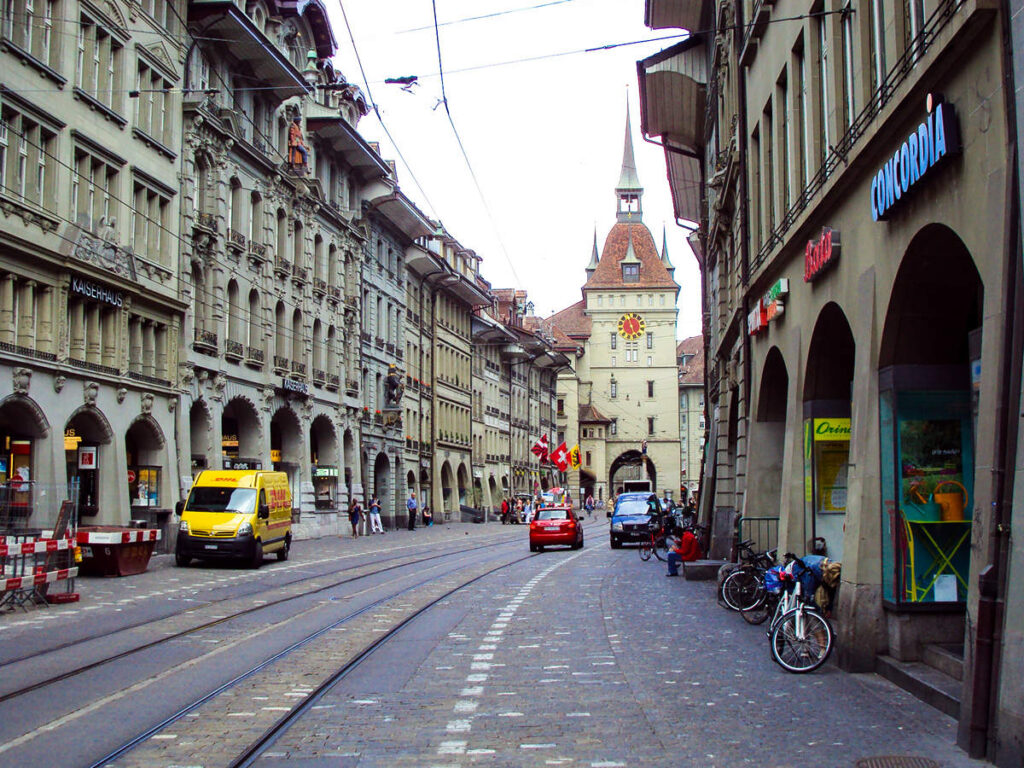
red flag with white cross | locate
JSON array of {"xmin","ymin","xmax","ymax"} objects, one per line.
[{"xmin": 550, "ymin": 442, "xmax": 570, "ymax": 472}]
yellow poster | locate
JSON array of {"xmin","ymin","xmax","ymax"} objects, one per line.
[
  {"xmin": 816, "ymin": 443, "xmax": 850, "ymax": 514},
  {"xmin": 813, "ymin": 418, "xmax": 851, "ymax": 442}
]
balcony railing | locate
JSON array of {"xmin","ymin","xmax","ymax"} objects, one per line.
[
  {"xmin": 291, "ymin": 264, "xmax": 308, "ymax": 283},
  {"xmin": 326, "ymin": 373, "xmax": 340, "ymax": 390},
  {"xmin": 227, "ymin": 228, "xmax": 246, "ymax": 251},
  {"xmin": 193, "ymin": 328, "xmax": 217, "ymax": 352},
  {"xmin": 273, "ymin": 355, "xmax": 290, "ymax": 372},
  {"xmin": 274, "ymin": 258, "xmax": 292, "ymax": 276},
  {"xmin": 345, "ymin": 379, "xmax": 358, "ymax": 396},
  {"xmin": 195, "ymin": 211, "xmax": 217, "ymax": 232},
  {"xmin": 313, "ymin": 277, "xmax": 327, "ymax": 295},
  {"xmin": 225, "ymin": 339, "xmax": 244, "ymax": 359},
  {"xmin": 246, "ymin": 346, "xmax": 264, "ymax": 365},
  {"xmin": 313, "ymin": 368, "xmax": 326, "ymax": 384},
  {"xmin": 291, "ymin": 360, "xmax": 306, "ymax": 376},
  {"xmin": 329, "ymin": 286, "xmax": 342, "ymax": 300}
]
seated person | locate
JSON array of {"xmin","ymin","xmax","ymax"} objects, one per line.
[
  {"xmin": 422, "ymin": 505, "xmax": 433, "ymax": 526},
  {"xmin": 666, "ymin": 528, "xmax": 701, "ymax": 577}
]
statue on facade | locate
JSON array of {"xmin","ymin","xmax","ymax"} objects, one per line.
[{"xmin": 384, "ymin": 364, "xmax": 405, "ymax": 408}]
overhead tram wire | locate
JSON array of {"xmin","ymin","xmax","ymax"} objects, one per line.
[
  {"xmin": 335, "ymin": 0, "xmax": 438, "ymax": 218},
  {"xmin": 430, "ymin": 0, "xmax": 523, "ymax": 289},
  {"xmin": 1, "ymin": 9, "xmax": 846, "ymax": 99},
  {"xmin": 398, "ymin": 0, "xmax": 577, "ymax": 34}
]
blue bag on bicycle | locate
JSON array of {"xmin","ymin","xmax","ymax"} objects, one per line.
[
  {"xmin": 764, "ymin": 566, "xmax": 784, "ymax": 594},
  {"xmin": 793, "ymin": 554, "xmax": 826, "ymax": 594}
]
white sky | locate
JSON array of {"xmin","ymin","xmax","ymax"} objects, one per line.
[{"xmin": 326, "ymin": 0, "xmax": 702, "ymax": 339}]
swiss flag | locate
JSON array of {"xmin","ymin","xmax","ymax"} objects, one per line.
[
  {"xmin": 531, "ymin": 434, "xmax": 549, "ymax": 462},
  {"xmin": 550, "ymin": 442, "xmax": 570, "ymax": 472}
]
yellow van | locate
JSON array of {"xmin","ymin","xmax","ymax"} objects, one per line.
[{"xmin": 175, "ymin": 470, "xmax": 292, "ymax": 568}]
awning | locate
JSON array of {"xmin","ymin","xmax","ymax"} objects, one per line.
[
  {"xmin": 638, "ymin": 36, "xmax": 707, "ymax": 225},
  {"xmin": 189, "ymin": 1, "xmax": 309, "ymax": 103},
  {"xmin": 638, "ymin": 37, "xmax": 707, "ymax": 155},
  {"xmin": 666, "ymin": 147, "xmax": 703, "ymax": 225},
  {"xmin": 368, "ymin": 192, "xmax": 434, "ymax": 240},
  {"xmin": 644, "ymin": 0, "xmax": 711, "ymax": 33},
  {"xmin": 306, "ymin": 116, "xmax": 391, "ymax": 181}
]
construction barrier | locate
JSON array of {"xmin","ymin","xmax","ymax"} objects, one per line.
[
  {"xmin": 77, "ymin": 527, "xmax": 161, "ymax": 577},
  {"xmin": 0, "ymin": 533, "xmax": 79, "ymax": 610}
]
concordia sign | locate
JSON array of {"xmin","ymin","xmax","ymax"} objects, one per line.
[{"xmin": 871, "ymin": 96, "xmax": 960, "ymax": 221}]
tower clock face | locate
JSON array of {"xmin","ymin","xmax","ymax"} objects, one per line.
[{"xmin": 618, "ymin": 313, "xmax": 645, "ymax": 340}]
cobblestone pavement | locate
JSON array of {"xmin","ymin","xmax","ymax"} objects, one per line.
[
  {"xmin": 0, "ymin": 520, "xmax": 508, "ymax": 643},
  {"xmin": 258, "ymin": 537, "xmax": 984, "ymax": 768}
]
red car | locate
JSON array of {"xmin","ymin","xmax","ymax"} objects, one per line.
[{"xmin": 529, "ymin": 505, "xmax": 584, "ymax": 552}]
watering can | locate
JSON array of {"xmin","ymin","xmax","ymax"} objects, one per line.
[{"xmin": 932, "ymin": 480, "xmax": 968, "ymax": 521}]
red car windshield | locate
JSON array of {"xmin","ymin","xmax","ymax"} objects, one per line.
[{"xmin": 536, "ymin": 508, "xmax": 570, "ymax": 521}]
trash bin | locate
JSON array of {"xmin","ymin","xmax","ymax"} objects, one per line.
[{"xmin": 76, "ymin": 526, "xmax": 161, "ymax": 577}]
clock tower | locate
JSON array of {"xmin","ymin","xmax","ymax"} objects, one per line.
[{"xmin": 548, "ymin": 105, "xmax": 681, "ymax": 505}]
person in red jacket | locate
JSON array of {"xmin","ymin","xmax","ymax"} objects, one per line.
[{"xmin": 666, "ymin": 529, "xmax": 701, "ymax": 577}]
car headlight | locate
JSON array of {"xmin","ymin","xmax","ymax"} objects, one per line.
[
  {"xmin": 178, "ymin": 520, "xmax": 189, "ymax": 533},
  {"xmin": 611, "ymin": 522, "xmax": 623, "ymax": 531},
  {"xmin": 238, "ymin": 522, "xmax": 253, "ymax": 536}
]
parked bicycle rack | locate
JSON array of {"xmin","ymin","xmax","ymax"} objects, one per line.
[{"xmin": 0, "ymin": 480, "xmax": 80, "ymax": 611}]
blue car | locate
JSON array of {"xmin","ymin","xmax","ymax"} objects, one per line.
[{"xmin": 609, "ymin": 492, "xmax": 657, "ymax": 548}]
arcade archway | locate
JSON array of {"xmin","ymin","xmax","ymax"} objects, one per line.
[{"xmin": 609, "ymin": 450, "xmax": 656, "ymax": 495}]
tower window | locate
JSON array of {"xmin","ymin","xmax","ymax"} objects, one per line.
[
  {"xmin": 622, "ymin": 264, "xmax": 639, "ymax": 283},
  {"xmin": 647, "ymin": 380, "xmax": 654, "ymax": 398},
  {"xmin": 648, "ymin": 417, "xmax": 655, "ymax": 435}
]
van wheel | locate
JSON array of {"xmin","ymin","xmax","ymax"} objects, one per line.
[
  {"xmin": 276, "ymin": 537, "xmax": 290, "ymax": 561},
  {"xmin": 175, "ymin": 552, "xmax": 191, "ymax": 567},
  {"xmin": 250, "ymin": 540, "xmax": 263, "ymax": 569}
]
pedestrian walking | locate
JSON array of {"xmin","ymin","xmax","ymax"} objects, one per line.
[
  {"xmin": 500, "ymin": 497, "xmax": 510, "ymax": 524},
  {"xmin": 585, "ymin": 493, "xmax": 594, "ymax": 518},
  {"xmin": 348, "ymin": 497, "xmax": 362, "ymax": 539},
  {"xmin": 407, "ymin": 491, "xmax": 418, "ymax": 531},
  {"xmin": 369, "ymin": 495, "xmax": 384, "ymax": 534}
]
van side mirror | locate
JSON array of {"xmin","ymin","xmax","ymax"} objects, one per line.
[
  {"xmin": 175, "ymin": 500, "xmax": 184, "ymax": 516},
  {"xmin": 258, "ymin": 504, "xmax": 270, "ymax": 519}
]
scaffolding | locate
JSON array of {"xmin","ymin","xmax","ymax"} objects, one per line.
[{"xmin": 0, "ymin": 480, "xmax": 79, "ymax": 611}]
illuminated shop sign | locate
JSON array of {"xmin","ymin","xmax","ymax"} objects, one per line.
[
  {"xmin": 71, "ymin": 276, "xmax": 124, "ymax": 307},
  {"xmin": 747, "ymin": 278, "xmax": 789, "ymax": 336},
  {"xmin": 804, "ymin": 228, "xmax": 840, "ymax": 282},
  {"xmin": 282, "ymin": 377, "xmax": 309, "ymax": 395},
  {"xmin": 871, "ymin": 96, "xmax": 960, "ymax": 221},
  {"xmin": 813, "ymin": 418, "xmax": 851, "ymax": 442}
]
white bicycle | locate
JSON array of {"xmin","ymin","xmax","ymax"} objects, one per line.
[{"xmin": 768, "ymin": 555, "xmax": 834, "ymax": 674}]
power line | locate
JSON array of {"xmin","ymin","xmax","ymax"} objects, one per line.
[
  {"xmin": 335, "ymin": 0, "xmax": 438, "ymax": 218},
  {"xmin": 430, "ymin": 0, "xmax": 523, "ymax": 290},
  {"xmin": 398, "ymin": 0, "xmax": 577, "ymax": 34}
]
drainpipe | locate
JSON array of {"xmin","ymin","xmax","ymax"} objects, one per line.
[
  {"xmin": 735, "ymin": 1, "xmax": 752, "ymax": 537},
  {"xmin": 966, "ymin": 123, "xmax": 1022, "ymax": 764}
]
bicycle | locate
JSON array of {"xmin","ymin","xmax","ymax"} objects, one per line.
[
  {"xmin": 720, "ymin": 540, "xmax": 776, "ymax": 611},
  {"xmin": 768, "ymin": 555, "xmax": 834, "ymax": 673},
  {"xmin": 638, "ymin": 515, "xmax": 670, "ymax": 562}
]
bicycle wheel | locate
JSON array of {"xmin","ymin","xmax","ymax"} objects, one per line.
[
  {"xmin": 722, "ymin": 567, "xmax": 764, "ymax": 611},
  {"xmin": 741, "ymin": 591, "xmax": 774, "ymax": 625},
  {"xmin": 770, "ymin": 608, "xmax": 833, "ymax": 673},
  {"xmin": 653, "ymin": 536, "xmax": 670, "ymax": 562},
  {"xmin": 639, "ymin": 540, "xmax": 653, "ymax": 561}
]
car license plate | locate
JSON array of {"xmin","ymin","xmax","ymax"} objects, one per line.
[
  {"xmin": 204, "ymin": 544, "xmax": 218, "ymax": 550},
  {"xmin": 544, "ymin": 526, "xmax": 559, "ymax": 531}
]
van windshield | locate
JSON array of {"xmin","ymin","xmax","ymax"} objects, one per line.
[
  {"xmin": 187, "ymin": 487, "xmax": 257, "ymax": 513},
  {"xmin": 614, "ymin": 500, "xmax": 650, "ymax": 517}
]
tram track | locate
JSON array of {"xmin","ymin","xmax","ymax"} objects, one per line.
[
  {"xmin": 0, "ymin": 531, "xmax": 524, "ymax": 705},
  {"xmin": 88, "ymin": 547, "xmax": 535, "ymax": 768}
]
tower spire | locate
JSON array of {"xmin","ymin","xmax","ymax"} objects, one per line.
[
  {"xmin": 616, "ymin": 101, "xmax": 643, "ymax": 222},
  {"xmin": 585, "ymin": 226, "xmax": 600, "ymax": 277},
  {"xmin": 661, "ymin": 225, "xmax": 675, "ymax": 273}
]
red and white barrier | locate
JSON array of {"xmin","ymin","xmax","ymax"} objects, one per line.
[
  {"xmin": 1, "ymin": 567, "xmax": 78, "ymax": 593},
  {"xmin": 75, "ymin": 529, "xmax": 161, "ymax": 545},
  {"xmin": 0, "ymin": 537, "xmax": 74, "ymax": 558}
]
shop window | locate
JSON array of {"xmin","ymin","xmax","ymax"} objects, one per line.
[
  {"xmin": 880, "ymin": 388, "xmax": 973, "ymax": 605},
  {"xmin": 128, "ymin": 466, "xmax": 160, "ymax": 508}
]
